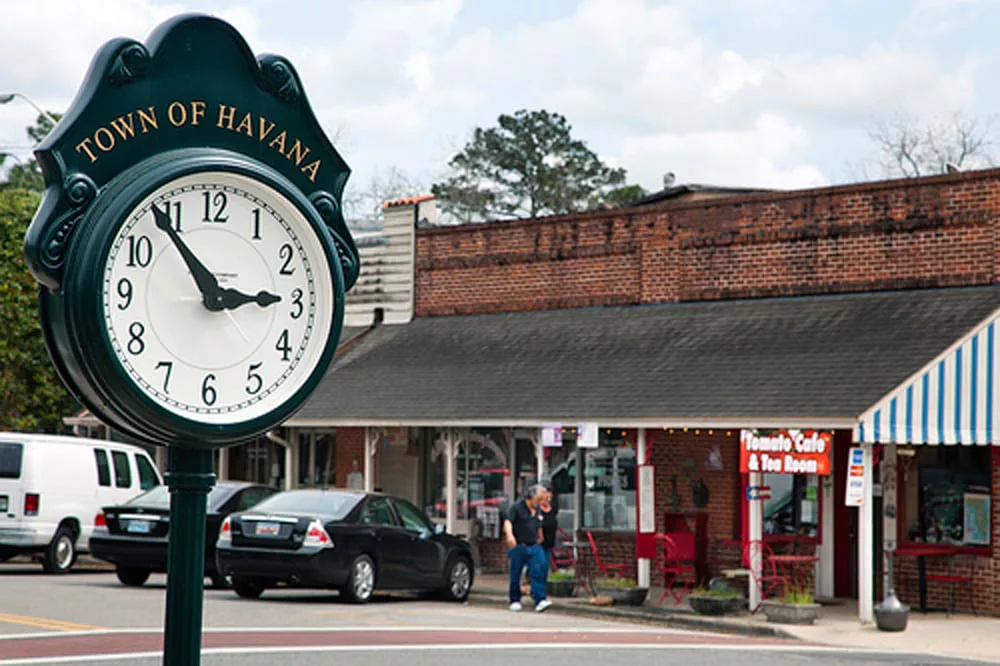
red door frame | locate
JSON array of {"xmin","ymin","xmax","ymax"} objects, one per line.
[{"xmin": 832, "ymin": 430, "xmax": 854, "ymax": 598}]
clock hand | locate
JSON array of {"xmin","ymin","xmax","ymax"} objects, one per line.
[
  {"xmin": 219, "ymin": 287, "xmax": 282, "ymax": 311},
  {"xmin": 151, "ymin": 203, "xmax": 224, "ymax": 312}
]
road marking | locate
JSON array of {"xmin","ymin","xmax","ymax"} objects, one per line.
[{"xmin": 0, "ymin": 616, "xmax": 103, "ymax": 634}]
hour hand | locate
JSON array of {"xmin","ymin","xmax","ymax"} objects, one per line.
[
  {"xmin": 219, "ymin": 287, "xmax": 282, "ymax": 311},
  {"xmin": 151, "ymin": 203, "xmax": 223, "ymax": 311}
]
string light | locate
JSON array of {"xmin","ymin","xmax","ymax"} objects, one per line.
[
  {"xmin": 708, "ymin": 429, "xmax": 714, "ymax": 435},
  {"xmin": 683, "ymin": 427, "xmax": 688, "ymax": 432},
  {"xmin": 695, "ymin": 429, "xmax": 700, "ymax": 435},
  {"xmin": 726, "ymin": 431, "xmax": 732, "ymax": 437}
]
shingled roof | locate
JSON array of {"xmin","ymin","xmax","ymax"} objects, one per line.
[{"xmin": 290, "ymin": 286, "xmax": 1000, "ymax": 427}]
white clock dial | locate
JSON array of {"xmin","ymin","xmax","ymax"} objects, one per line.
[{"xmin": 101, "ymin": 171, "xmax": 336, "ymax": 425}]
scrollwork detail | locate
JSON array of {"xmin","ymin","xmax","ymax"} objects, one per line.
[
  {"xmin": 310, "ymin": 191, "xmax": 359, "ymax": 290},
  {"xmin": 108, "ymin": 43, "xmax": 151, "ymax": 86},
  {"xmin": 259, "ymin": 55, "xmax": 301, "ymax": 103},
  {"xmin": 63, "ymin": 174, "xmax": 97, "ymax": 208}
]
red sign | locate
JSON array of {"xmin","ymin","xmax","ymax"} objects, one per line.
[{"xmin": 739, "ymin": 429, "xmax": 832, "ymax": 476}]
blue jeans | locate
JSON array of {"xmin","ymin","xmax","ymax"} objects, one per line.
[{"xmin": 508, "ymin": 544, "xmax": 547, "ymax": 603}]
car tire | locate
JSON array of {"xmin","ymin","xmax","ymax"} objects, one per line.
[
  {"xmin": 116, "ymin": 566, "xmax": 151, "ymax": 587},
  {"xmin": 41, "ymin": 526, "xmax": 76, "ymax": 574},
  {"xmin": 341, "ymin": 555, "xmax": 376, "ymax": 604},
  {"xmin": 232, "ymin": 576, "xmax": 264, "ymax": 599},
  {"xmin": 441, "ymin": 556, "xmax": 473, "ymax": 602},
  {"xmin": 209, "ymin": 572, "xmax": 232, "ymax": 589}
]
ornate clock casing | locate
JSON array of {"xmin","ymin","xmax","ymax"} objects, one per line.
[{"xmin": 24, "ymin": 15, "xmax": 359, "ymax": 447}]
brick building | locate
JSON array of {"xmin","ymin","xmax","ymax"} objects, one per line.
[{"xmin": 277, "ymin": 168, "xmax": 1000, "ymax": 622}]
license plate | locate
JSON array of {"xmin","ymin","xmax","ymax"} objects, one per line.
[
  {"xmin": 126, "ymin": 520, "xmax": 152, "ymax": 534},
  {"xmin": 255, "ymin": 522, "xmax": 280, "ymax": 536},
  {"xmin": 0, "ymin": 496, "xmax": 6, "ymax": 512}
]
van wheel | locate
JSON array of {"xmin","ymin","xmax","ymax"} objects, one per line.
[
  {"xmin": 341, "ymin": 555, "xmax": 376, "ymax": 604},
  {"xmin": 232, "ymin": 577, "xmax": 264, "ymax": 599},
  {"xmin": 116, "ymin": 566, "xmax": 151, "ymax": 587},
  {"xmin": 42, "ymin": 526, "xmax": 76, "ymax": 574}
]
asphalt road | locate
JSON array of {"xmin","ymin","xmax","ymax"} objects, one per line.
[{"xmin": 0, "ymin": 561, "xmax": 989, "ymax": 665}]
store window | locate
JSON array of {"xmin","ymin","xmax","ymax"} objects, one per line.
[
  {"xmin": 762, "ymin": 474, "xmax": 819, "ymax": 538},
  {"xmin": 581, "ymin": 430, "xmax": 636, "ymax": 532},
  {"xmin": 900, "ymin": 446, "xmax": 992, "ymax": 547},
  {"xmin": 425, "ymin": 429, "xmax": 512, "ymax": 534}
]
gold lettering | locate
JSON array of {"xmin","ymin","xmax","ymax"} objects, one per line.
[
  {"xmin": 75, "ymin": 137, "xmax": 98, "ymax": 163},
  {"xmin": 234, "ymin": 112, "xmax": 253, "ymax": 136},
  {"xmin": 94, "ymin": 127, "xmax": 115, "ymax": 152},
  {"xmin": 167, "ymin": 101, "xmax": 187, "ymax": 127},
  {"xmin": 190, "ymin": 100, "xmax": 206, "ymax": 126},
  {"xmin": 285, "ymin": 139, "xmax": 310, "ymax": 166},
  {"xmin": 300, "ymin": 159, "xmax": 320, "ymax": 182},
  {"xmin": 217, "ymin": 104, "xmax": 237, "ymax": 130},
  {"xmin": 137, "ymin": 106, "xmax": 158, "ymax": 133},
  {"xmin": 258, "ymin": 117, "xmax": 275, "ymax": 142},
  {"xmin": 109, "ymin": 113, "xmax": 136, "ymax": 141},
  {"xmin": 268, "ymin": 130, "xmax": 287, "ymax": 154}
]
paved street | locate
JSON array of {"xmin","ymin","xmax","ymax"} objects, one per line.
[{"xmin": 0, "ymin": 562, "xmax": 992, "ymax": 665}]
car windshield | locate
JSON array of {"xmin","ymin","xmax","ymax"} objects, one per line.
[
  {"xmin": 126, "ymin": 485, "xmax": 236, "ymax": 510},
  {"xmin": 249, "ymin": 490, "xmax": 361, "ymax": 519}
]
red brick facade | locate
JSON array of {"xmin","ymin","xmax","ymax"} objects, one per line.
[
  {"xmin": 334, "ymin": 427, "xmax": 365, "ymax": 488},
  {"xmin": 416, "ymin": 170, "xmax": 1000, "ymax": 316}
]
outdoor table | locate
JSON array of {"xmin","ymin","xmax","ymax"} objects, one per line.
[
  {"xmin": 769, "ymin": 554, "xmax": 818, "ymax": 593},
  {"xmin": 893, "ymin": 546, "xmax": 960, "ymax": 613}
]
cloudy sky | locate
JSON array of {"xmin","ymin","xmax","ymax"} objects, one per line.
[{"xmin": 0, "ymin": 0, "xmax": 994, "ymax": 204}]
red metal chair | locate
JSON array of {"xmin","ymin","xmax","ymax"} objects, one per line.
[
  {"xmin": 743, "ymin": 540, "xmax": 784, "ymax": 613},
  {"xmin": 550, "ymin": 527, "xmax": 575, "ymax": 571},
  {"xmin": 656, "ymin": 533, "xmax": 697, "ymax": 605},
  {"xmin": 925, "ymin": 554, "xmax": 977, "ymax": 616},
  {"xmin": 584, "ymin": 530, "xmax": 628, "ymax": 579}
]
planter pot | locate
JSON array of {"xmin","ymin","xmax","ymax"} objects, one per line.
[
  {"xmin": 595, "ymin": 586, "xmax": 649, "ymax": 606},
  {"xmin": 688, "ymin": 594, "xmax": 744, "ymax": 616},
  {"xmin": 760, "ymin": 600, "xmax": 821, "ymax": 625},
  {"xmin": 546, "ymin": 579, "xmax": 576, "ymax": 598},
  {"xmin": 875, "ymin": 591, "xmax": 909, "ymax": 632}
]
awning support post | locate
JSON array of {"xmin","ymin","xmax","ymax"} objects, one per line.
[
  {"xmin": 858, "ymin": 442, "xmax": 875, "ymax": 624},
  {"xmin": 364, "ymin": 427, "xmax": 379, "ymax": 493},
  {"xmin": 445, "ymin": 428, "xmax": 457, "ymax": 535},
  {"xmin": 535, "ymin": 429, "xmax": 545, "ymax": 482},
  {"xmin": 748, "ymin": 470, "xmax": 763, "ymax": 612},
  {"xmin": 636, "ymin": 427, "xmax": 650, "ymax": 589}
]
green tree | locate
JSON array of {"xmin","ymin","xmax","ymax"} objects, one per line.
[
  {"xmin": 1, "ymin": 112, "xmax": 62, "ymax": 193},
  {"xmin": 432, "ymin": 109, "xmax": 636, "ymax": 222},
  {"xmin": 0, "ymin": 188, "xmax": 77, "ymax": 431}
]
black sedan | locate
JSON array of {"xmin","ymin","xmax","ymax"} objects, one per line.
[
  {"xmin": 215, "ymin": 489, "xmax": 474, "ymax": 604},
  {"xmin": 90, "ymin": 481, "xmax": 277, "ymax": 588}
]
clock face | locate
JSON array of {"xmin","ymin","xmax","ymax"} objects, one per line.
[{"xmin": 101, "ymin": 171, "xmax": 336, "ymax": 425}]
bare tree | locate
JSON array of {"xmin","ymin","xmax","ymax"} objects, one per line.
[
  {"xmin": 868, "ymin": 111, "xmax": 996, "ymax": 178},
  {"xmin": 342, "ymin": 166, "xmax": 425, "ymax": 230}
]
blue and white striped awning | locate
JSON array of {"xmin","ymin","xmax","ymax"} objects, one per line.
[{"xmin": 856, "ymin": 308, "xmax": 1000, "ymax": 445}]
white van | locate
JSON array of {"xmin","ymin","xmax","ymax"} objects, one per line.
[{"xmin": 0, "ymin": 433, "xmax": 161, "ymax": 573}]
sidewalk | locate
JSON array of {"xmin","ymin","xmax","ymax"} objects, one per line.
[{"xmin": 471, "ymin": 573, "xmax": 1000, "ymax": 663}]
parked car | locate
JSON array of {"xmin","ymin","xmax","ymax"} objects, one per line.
[
  {"xmin": 90, "ymin": 481, "xmax": 277, "ymax": 587},
  {"xmin": 216, "ymin": 489, "xmax": 474, "ymax": 603},
  {"xmin": 0, "ymin": 433, "xmax": 161, "ymax": 573}
]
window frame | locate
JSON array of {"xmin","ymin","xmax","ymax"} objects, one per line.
[
  {"xmin": 94, "ymin": 449, "xmax": 112, "ymax": 487},
  {"xmin": 392, "ymin": 497, "xmax": 434, "ymax": 535},
  {"xmin": 134, "ymin": 454, "xmax": 159, "ymax": 490},
  {"xmin": 110, "ymin": 450, "xmax": 132, "ymax": 489}
]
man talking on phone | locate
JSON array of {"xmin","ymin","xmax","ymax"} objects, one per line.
[{"xmin": 503, "ymin": 484, "xmax": 551, "ymax": 612}]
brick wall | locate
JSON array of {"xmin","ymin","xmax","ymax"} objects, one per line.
[
  {"xmin": 416, "ymin": 170, "xmax": 1000, "ymax": 316},
  {"xmin": 334, "ymin": 427, "xmax": 365, "ymax": 488}
]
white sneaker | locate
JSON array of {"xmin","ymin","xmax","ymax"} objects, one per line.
[
  {"xmin": 535, "ymin": 599, "xmax": 552, "ymax": 613},
  {"xmin": 509, "ymin": 602, "xmax": 523, "ymax": 612}
]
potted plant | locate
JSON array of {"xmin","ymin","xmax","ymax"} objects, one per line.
[
  {"xmin": 760, "ymin": 584, "xmax": 821, "ymax": 625},
  {"xmin": 546, "ymin": 569, "xmax": 577, "ymax": 598},
  {"xmin": 593, "ymin": 577, "xmax": 648, "ymax": 606},
  {"xmin": 688, "ymin": 586, "xmax": 745, "ymax": 616}
]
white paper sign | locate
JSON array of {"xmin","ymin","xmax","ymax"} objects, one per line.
[
  {"xmin": 577, "ymin": 422, "xmax": 599, "ymax": 448},
  {"xmin": 541, "ymin": 424, "xmax": 562, "ymax": 448},
  {"xmin": 639, "ymin": 465, "xmax": 655, "ymax": 533},
  {"xmin": 845, "ymin": 446, "xmax": 866, "ymax": 507}
]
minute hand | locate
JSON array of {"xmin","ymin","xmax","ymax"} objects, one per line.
[{"xmin": 152, "ymin": 203, "xmax": 224, "ymax": 311}]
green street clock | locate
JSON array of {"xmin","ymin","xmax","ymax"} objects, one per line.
[{"xmin": 24, "ymin": 15, "xmax": 359, "ymax": 447}]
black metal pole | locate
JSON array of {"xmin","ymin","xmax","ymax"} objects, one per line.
[{"xmin": 163, "ymin": 447, "xmax": 215, "ymax": 666}]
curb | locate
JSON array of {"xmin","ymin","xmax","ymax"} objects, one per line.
[{"xmin": 467, "ymin": 592, "xmax": 798, "ymax": 640}]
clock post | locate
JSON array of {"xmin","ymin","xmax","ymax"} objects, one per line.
[{"xmin": 23, "ymin": 15, "xmax": 358, "ymax": 665}]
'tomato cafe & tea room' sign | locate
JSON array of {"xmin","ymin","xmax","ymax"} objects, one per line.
[{"xmin": 739, "ymin": 429, "xmax": 832, "ymax": 475}]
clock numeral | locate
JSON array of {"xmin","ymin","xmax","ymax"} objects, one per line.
[
  {"xmin": 126, "ymin": 235, "xmax": 153, "ymax": 268},
  {"xmin": 166, "ymin": 200, "xmax": 182, "ymax": 232},
  {"xmin": 278, "ymin": 244, "xmax": 295, "ymax": 276},
  {"xmin": 127, "ymin": 322, "xmax": 145, "ymax": 355},
  {"xmin": 155, "ymin": 361, "xmax": 173, "ymax": 393},
  {"xmin": 290, "ymin": 288, "xmax": 303, "ymax": 319},
  {"xmin": 202, "ymin": 191, "xmax": 229, "ymax": 223},
  {"xmin": 275, "ymin": 329, "xmax": 292, "ymax": 362},
  {"xmin": 252, "ymin": 208, "xmax": 262, "ymax": 240},
  {"xmin": 245, "ymin": 362, "xmax": 264, "ymax": 395},
  {"xmin": 117, "ymin": 278, "xmax": 133, "ymax": 310},
  {"xmin": 201, "ymin": 373, "xmax": 217, "ymax": 406}
]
